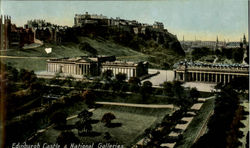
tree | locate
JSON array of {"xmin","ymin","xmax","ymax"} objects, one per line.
[
  {"xmin": 77, "ymin": 109, "xmax": 93, "ymax": 121},
  {"xmin": 192, "ymin": 82, "xmax": 242, "ymax": 148},
  {"xmin": 75, "ymin": 109, "xmax": 93, "ymax": 135},
  {"xmin": 115, "ymin": 73, "xmax": 126, "ymax": 82},
  {"xmin": 191, "ymin": 47, "xmax": 211, "ymax": 60},
  {"xmin": 101, "ymin": 112, "xmax": 116, "ymax": 127},
  {"xmin": 140, "ymin": 81, "xmax": 153, "ymax": 100},
  {"xmin": 128, "ymin": 77, "xmax": 141, "ymax": 93},
  {"xmin": 189, "ymin": 87, "xmax": 200, "ymax": 101},
  {"xmin": 102, "ymin": 69, "xmax": 113, "ymax": 81},
  {"xmin": 56, "ymin": 131, "xmax": 80, "ymax": 146},
  {"xmin": 19, "ymin": 69, "xmax": 37, "ymax": 86},
  {"xmin": 172, "ymin": 81, "xmax": 184, "ymax": 99},
  {"xmin": 64, "ymin": 75, "xmax": 75, "ymax": 87},
  {"xmin": 162, "ymin": 81, "xmax": 174, "ymax": 96},
  {"xmin": 82, "ymin": 90, "xmax": 96, "ymax": 108},
  {"xmin": 50, "ymin": 111, "xmax": 67, "ymax": 128},
  {"xmin": 75, "ymin": 120, "xmax": 92, "ymax": 135},
  {"xmin": 8, "ymin": 67, "xmax": 18, "ymax": 82},
  {"xmin": 128, "ymin": 77, "xmax": 141, "ymax": 86},
  {"xmin": 232, "ymin": 48, "xmax": 244, "ymax": 63}
]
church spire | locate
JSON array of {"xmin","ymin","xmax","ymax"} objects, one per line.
[
  {"xmin": 243, "ymin": 34, "xmax": 247, "ymax": 45},
  {"xmin": 215, "ymin": 35, "xmax": 219, "ymax": 50}
]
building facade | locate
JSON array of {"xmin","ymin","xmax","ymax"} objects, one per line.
[
  {"xmin": 47, "ymin": 57, "xmax": 100, "ymax": 76},
  {"xmin": 0, "ymin": 15, "xmax": 36, "ymax": 49},
  {"xmin": 174, "ymin": 61, "xmax": 249, "ymax": 84},
  {"xmin": 101, "ymin": 61, "xmax": 148, "ymax": 79},
  {"xmin": 47, "ymin": 56, "xmax": 148, "ymax": 79}
]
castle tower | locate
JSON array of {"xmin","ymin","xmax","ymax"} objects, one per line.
[
  {"xmin": 0, "ymin": 15, "xmax": 2, "ymax": 50},
  {"xmin": 2, "ymin": 15, "xmax": 11, "ymax": 50}
]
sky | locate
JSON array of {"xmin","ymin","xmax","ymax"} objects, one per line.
[{"xmin": 1, "ymin": 0, "xmax": 249, "ymax": 41}]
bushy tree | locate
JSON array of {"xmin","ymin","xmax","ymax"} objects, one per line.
[
  {"xmin": 77, "ymin": 109, "xmax": 93, "ymax": 120},
  {"xmin": 75, "ymin": 109, "xmax": 93, "ymax": 135},
  {"xmin": 82, "ymin": 90, "xmax": 96, "ymax": 108},
  {"xmin": 75, "ymin": 120, "xmax": 92, "ymax": 135},
  {"xmin": 101, "ymin": 112, "xmax": 116, "ymax": 127},
  {"xmin": 102, "ymin": 69, "xmax": 113, "ymax": 81},
  {"xmin": 189, "ymin": 87, "xmax": 200, "ymax": 100},
  {"xmin": 192, "ymin": 82, "xmax": 244, "ymax": 148},
  {"xmin": 163, "ymin": 81, "xmax": 174, "ymax": 96},
  {"xmin": 140, "ymin": 81, "xmax": 153, "ymax": 101},
  {"xmin": 56, "ymin": 131, "xmax": 80, "ymax": 146},
  {"xmin": 50, "ymin": 111, "xmax": 67, "ymax": 128},
  {"xmin": 128, "ymin": 77, "xmax": 141, "ymax": 93},
  {"xmin": 115, "ymin": 73, "xmax": 126, "ymax": 82}
]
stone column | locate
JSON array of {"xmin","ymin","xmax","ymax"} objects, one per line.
[
  {"xmin": 224, "ymin": 74, "xmax": 226, "ymax": 84},
  {"xmin": 131, "ymin": 68, "xmax": 133, "ymax": 78},
  {"xmin": 128, "ymin": 68, "xmax": 131, "ymax": 79},
  {"xmin": 83, "ymin": 64, "xmax": 86, "ymax": 75},
  {"xmin": 220, "ymin": 74, "xmax": 222, "ymax": 83},
  {"xmin": 87, "ymin": 65, "xmax": 89, "ymax": 75},
  {"xmin": 79, "ymin": 65, "xmax": 81, "ymax": 75},
  {"xmin": 81, "ymin": 65, "xmax": 83, "ymax": 75},
  {"xmin": 196, "ymin": 72, "xmax": 198, "ymax": 81}
]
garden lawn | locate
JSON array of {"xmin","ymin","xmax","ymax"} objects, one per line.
[{"xmin": 35, "ymin": 105, "xmax": 172, "ymax": 147}]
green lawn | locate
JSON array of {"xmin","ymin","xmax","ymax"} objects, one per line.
[
  {"xmin": 3, "ymin": 58, "xmax": 47, "ymax": 71},
  {"xmin": 1, "ymin": 37, "xmax": 148, "ymax": 71},
  {"xmin": 34, "ymin": 105, "xmax": 172, "ymax": 147},
  {"xmin": 175, "ymin": 97, "xmax": 215, "ymax": 148}
]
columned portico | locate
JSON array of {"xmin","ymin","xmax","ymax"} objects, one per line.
[{"xmin": 174, "ymin": 61, "xmax": 249, "ymax": 84}]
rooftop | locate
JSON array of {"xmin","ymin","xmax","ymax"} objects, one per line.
[{"xmin": 174, "ymin": 60, "xmax": 249, "ymax": 68}]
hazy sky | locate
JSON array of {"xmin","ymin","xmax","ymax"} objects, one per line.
[{"xmin": 1, "ymin": 0, "xmax": 248, "ymax": 41}]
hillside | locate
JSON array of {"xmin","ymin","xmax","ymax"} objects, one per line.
[{"xmin": 3, "ymin": 25, "xmax": 185, "ymax": 71}]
